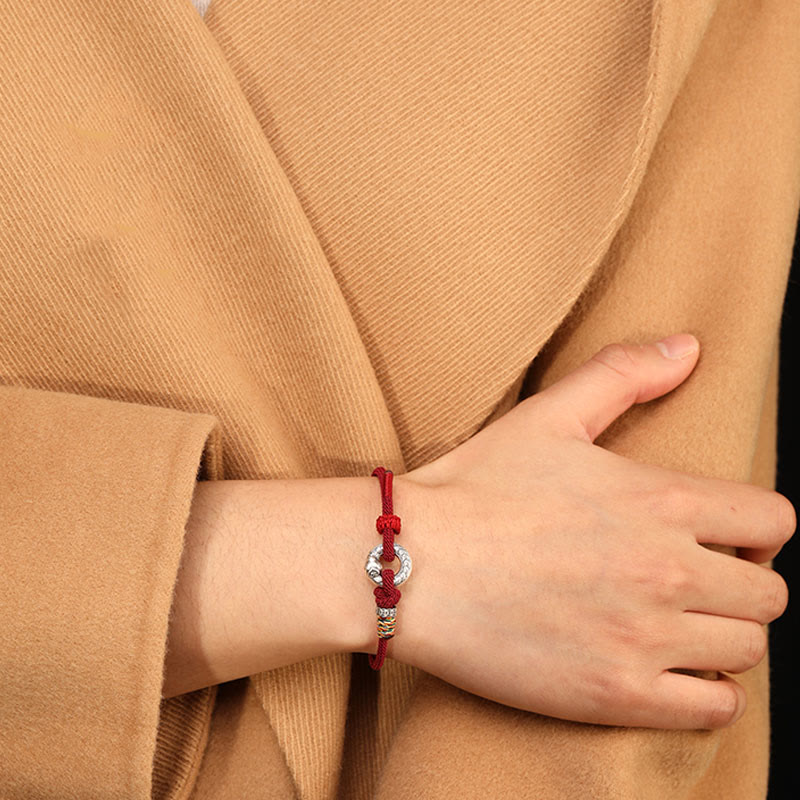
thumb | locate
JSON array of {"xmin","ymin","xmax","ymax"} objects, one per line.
[{"xmin": 536, "ymin": 333, "xmax": 700, "ymax": 443}]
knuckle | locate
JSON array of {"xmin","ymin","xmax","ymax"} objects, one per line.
[
  {"xmin": 628, "ymin": 553, "xmax": 691, "ymax": 603},
  {"xmin": 621, "ymin": 552, "xmax": 655, "ymax": 588},
  {"xmin": 703, "ymin": 687, "xmax": 739, "ymax": 729},
  {"xmin": 592, "ymin": 342, "xmax": 641, "ymax": 382},
  {"xmin": 584, "ymin": 667, "xmax": 618, "ymax": 707},
  {"xmin": 763, "ymin": 573, "xmax": 789, "ymax": 621},
  {"xmin": 657, "ymin": 560, "xmax": 692, "ymax": 601},
  {"xmin": 586, "ymin": 663, "xmax": 641, "ymax": 711},
  {"xmin": 638, "ymin": 481, "xmax": 699, "ymax": 527},
  {"xmin": 741, "ymin": 622, "xmax": 768, "ymax": 668},
  {"xmin": 605, "ymin": 611, "xmax": 660, "ymax": 652},
  {"xmin": 614, "ymin": 675, "xmax": 645, "ymax": 711}
]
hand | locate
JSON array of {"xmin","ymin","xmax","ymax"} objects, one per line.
[{"xmin": 388, "ymin": 334, "xmax": 795, "ymax": 730}]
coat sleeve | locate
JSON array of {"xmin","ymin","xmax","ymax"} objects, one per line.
[{"xmin": 0, "ymin": 383, "xmax": 224, "ymax": 799}]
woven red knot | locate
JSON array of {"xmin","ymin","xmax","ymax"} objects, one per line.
[
  {"xmin": 377, "ymin": 513, "xmax": 400, "ymax": 562},
  {"xmin": 376, "ymin": 513, "xmax": 401, "ymax": 535},
  {"xmin": 369, "ymin": 466, "xmax": 402, "ymax": 671},
  {"xmin": 374, "ymin": 570, "xmax": 402, "ymax": 607}
]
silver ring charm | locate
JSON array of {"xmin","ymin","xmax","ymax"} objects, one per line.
[{"xmin": 364, "ymin": 542, "xmax": 412, "ymax": 587}]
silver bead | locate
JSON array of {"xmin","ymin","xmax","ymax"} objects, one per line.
[
  {"xmin": 364, "ymin": 541, "xmax": 412, "ymax": 587},
  {"xmin": 376, "ymin": 606, "xmax": 397, "ymax": 618}
]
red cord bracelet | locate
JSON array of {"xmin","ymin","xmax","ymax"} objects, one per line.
[{"xmin": 365, "ymin": 467, "xmax": 412, "ymax": 670}]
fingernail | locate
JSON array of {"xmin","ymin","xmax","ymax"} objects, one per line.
[{"xmin": 655, "ymin": 333, "xmax": 699, "ymax": 359}]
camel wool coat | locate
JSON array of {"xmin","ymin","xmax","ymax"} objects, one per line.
[{"xmin": 1, "ymin": 0, "xmax": 799, "ymax": 798}]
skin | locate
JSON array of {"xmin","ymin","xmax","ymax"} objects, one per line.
[{"xmin": 162, "ymin": 333, "xmax": 795, "ymax": 731}]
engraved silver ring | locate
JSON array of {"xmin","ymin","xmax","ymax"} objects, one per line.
[{"xmin": 364, "ymin": 542, "xmax": 413, "ymax": 587}]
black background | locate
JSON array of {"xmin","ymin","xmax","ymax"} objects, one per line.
[{"xmin": 769, "ymin": 209, "xmax": 799, "ymax": 799}]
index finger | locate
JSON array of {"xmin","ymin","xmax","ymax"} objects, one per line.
[{"xmin": 678, "ymin": 473, "xmax": 796, "ymax": 563}]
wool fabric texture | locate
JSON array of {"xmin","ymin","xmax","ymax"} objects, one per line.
[{"xmin": 1, "ymin": 0, "xmax": 798, "ymax": 798}]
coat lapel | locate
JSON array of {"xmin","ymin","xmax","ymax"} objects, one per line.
[{"xmin": 202, "ymin": 0, "xmax": 664, "ymax": 468}]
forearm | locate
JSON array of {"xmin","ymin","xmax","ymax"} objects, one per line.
[{"xmin": 161, "ymin": 474, "xmax": 424, "ymax": 698}]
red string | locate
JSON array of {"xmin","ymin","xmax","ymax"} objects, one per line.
[{"xmin": 369, "ymin": 466, "xmax": 402, "ymax": 670}]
